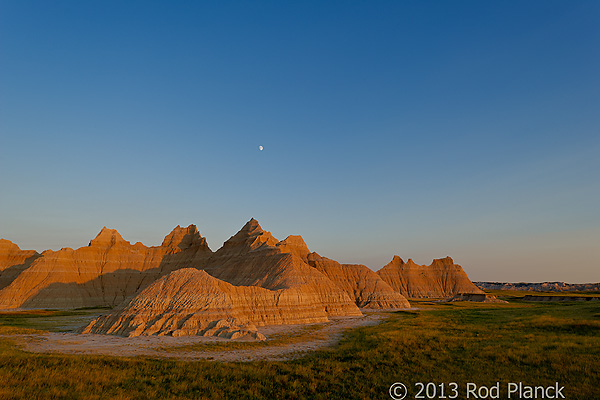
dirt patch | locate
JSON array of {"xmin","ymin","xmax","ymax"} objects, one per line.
[{"xmin": 7, "ymin": 312, "xmax": 387, "ymax": 362}]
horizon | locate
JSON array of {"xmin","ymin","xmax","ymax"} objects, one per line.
[{"xmin": 1, "ymin": 1, "xmax": 598, "ymax": 283}]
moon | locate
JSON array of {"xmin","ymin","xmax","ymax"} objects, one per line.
[{"xmin": 259, "ymin": 145, "xmax": 263, "ymax": 151}]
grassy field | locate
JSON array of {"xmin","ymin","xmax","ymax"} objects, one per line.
[
  {"xmin": 0, "ymin": 298, "xmax": 598, "ymax": 399},
  {"xmin": 0, "ymin": 308, "xmax": 107, "ymax": 335}
]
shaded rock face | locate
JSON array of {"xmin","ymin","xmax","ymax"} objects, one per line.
[
  {"xmin": 307, "ymin": 253, "xmax": 410, "ymax": 309},
  {"xmin": 0, "ymin": 239, "xmax": 41, "ymax": 291},
  {"xmin": 377, "ymin": 256, "xmax": 483, "ymax": 298},
  {"xmin": 0, "ymin": 225, "xmax": 213, "ymax": 309}
]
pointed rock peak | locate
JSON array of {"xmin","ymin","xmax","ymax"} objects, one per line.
[
  {"xmin": 236, "ymin": 218, "xmax": 269, "ymax": 238},
  {"xmin": 239, "ymin": 218, "xmax": 263, "ymax": 234},
  {"xmin": 221, "ymin": 218, "xmax": 278, "ymax": 252},
  {"xmin": 380, "ymin": 255, "xmax": 406, "ymax": 270},
  {"xmin": 277, "ymin": 235, "xmax": 310, "ymax": 259},
  {"xmin": 89, "ymin": 227, "xmax": 128, "ymax": 248},
  {"xmin": 161, "ymin": 224, "xmax": 210, "ymax": 251},
  {"xmin": 391, "ymin": 255, "xmax": 405, "ymax": 265}
]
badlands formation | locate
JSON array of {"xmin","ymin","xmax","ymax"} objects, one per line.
[
  {"xmin": 377, "ymin": 255, "xmax": 484, "ymax": 298},
  {"xmin": 1, "ymin": 219, "xmax": 483, "ymax": 339},
  {"xmin": 0, "ymin": 225, "xmax": 212, "ymax": 309}
]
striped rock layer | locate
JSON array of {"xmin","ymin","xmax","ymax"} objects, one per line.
[
  {"xmin": 0, "ymin": 239, "xmax": 41, "ymax": 291},
  {"xmin": 0, "ymin": 225, "xmax": 212, "ymax": 309},
  {"xmin": 83, "ymin": 219, "xmax": 365, "ymax": 337},
  {"xmin": 377, "ymin": 256, "xmax": 484, "ymax": 298}
]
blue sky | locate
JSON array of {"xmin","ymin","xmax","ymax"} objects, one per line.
[{"xmin": 1, "ymin": 1, "xmax": 598, "ymax": 282}]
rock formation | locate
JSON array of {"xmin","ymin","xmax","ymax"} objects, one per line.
[
  {"xmin": 275, "ymin": 235, "xmax": 311, "ymax": 260},
  {"xmin": 83, "ymin": 219, "xmax": 364, "ymax": 337},
  {"xmin": 475, "ymin": 282, "xmax": 600, "ymax": 292},
  {"xmin": 377, "ymin": 256, "xmax": 483, "ymax": 298},
  {"xmin": 0, "ymin": 239, "xmax": 41, "ymax": 291},
  {"xmin": 82, "ymin": 267, "xmax": 340, "ymax": 339},
  {"xmin": 306, "ymin": 252, "xmax": 410, "ymax": 309},
  {"xmin": 201, "ymin": 219, "xmax": 363, "ymax": 318},
  {"xmin": 0, "ymin": 225, "xmax": 212, "ymax": 309},
  {"xmin": 2, "ymin": 218, "xmax": 493, "ymax": 338}
]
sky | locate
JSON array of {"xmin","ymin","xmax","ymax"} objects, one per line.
[{"xmin": 1, "ymin": 1, "xmax": 598, "ymax": 283}]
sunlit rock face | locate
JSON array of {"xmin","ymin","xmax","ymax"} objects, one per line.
[
  {"xmin": 377, "ymin": 256, "xmax": 484, "ymax": 298},
  {"xmin": 0, "ymin": 239, "xmax": 41, "ymax": 291}
]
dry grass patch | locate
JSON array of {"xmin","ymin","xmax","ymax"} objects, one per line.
[{"xmin": 157, "ymin": 323, "xmax": 328, "ymax": 353}]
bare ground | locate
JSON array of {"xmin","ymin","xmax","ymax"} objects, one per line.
[{"xmin": 7, "ymin": 311, "xmax": 388, "ymax": 362}]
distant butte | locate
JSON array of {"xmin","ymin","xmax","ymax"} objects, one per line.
[
  {"xmin": 377, "ymin": 255, "xmax": 484, "ymax": 298},
  {"xmin": 0, "ymin": 219, "xmax": 484, "ymax": 339}
]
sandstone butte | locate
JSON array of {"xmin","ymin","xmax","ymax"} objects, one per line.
[{"xmin": 377, "ymin": 255, "xmax": 484, "ymax": 298}]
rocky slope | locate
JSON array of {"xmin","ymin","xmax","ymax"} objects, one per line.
[
  {"xmin": 377, "ymin": 256, "xmax": 483, "ymax": 298},
  {"xmin": 201, "ymin": 219, "xmax": 364, "ymax": 318},
  {"xmin": 0, "ymin": 225, "xmax": 212, "ymax": 309},
  {"xmin": 0, "ymin": 239, "xmax": 41, "ymax": 291},
  {"xmin": 306, "ymin": 253, "xmax": 410, "ymax": 309},
  {"xmin": 82, "ymin": 268, "xmax": 327, "ymax": 339}
]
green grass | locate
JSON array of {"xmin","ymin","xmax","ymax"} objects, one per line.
[
  {"xmin": 0, "ymin": 300, "xmax": 598, "ymax": 399},
  {"xmin": 0, "ymin": 309, "xmax": 107, "ymax": 333}
]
